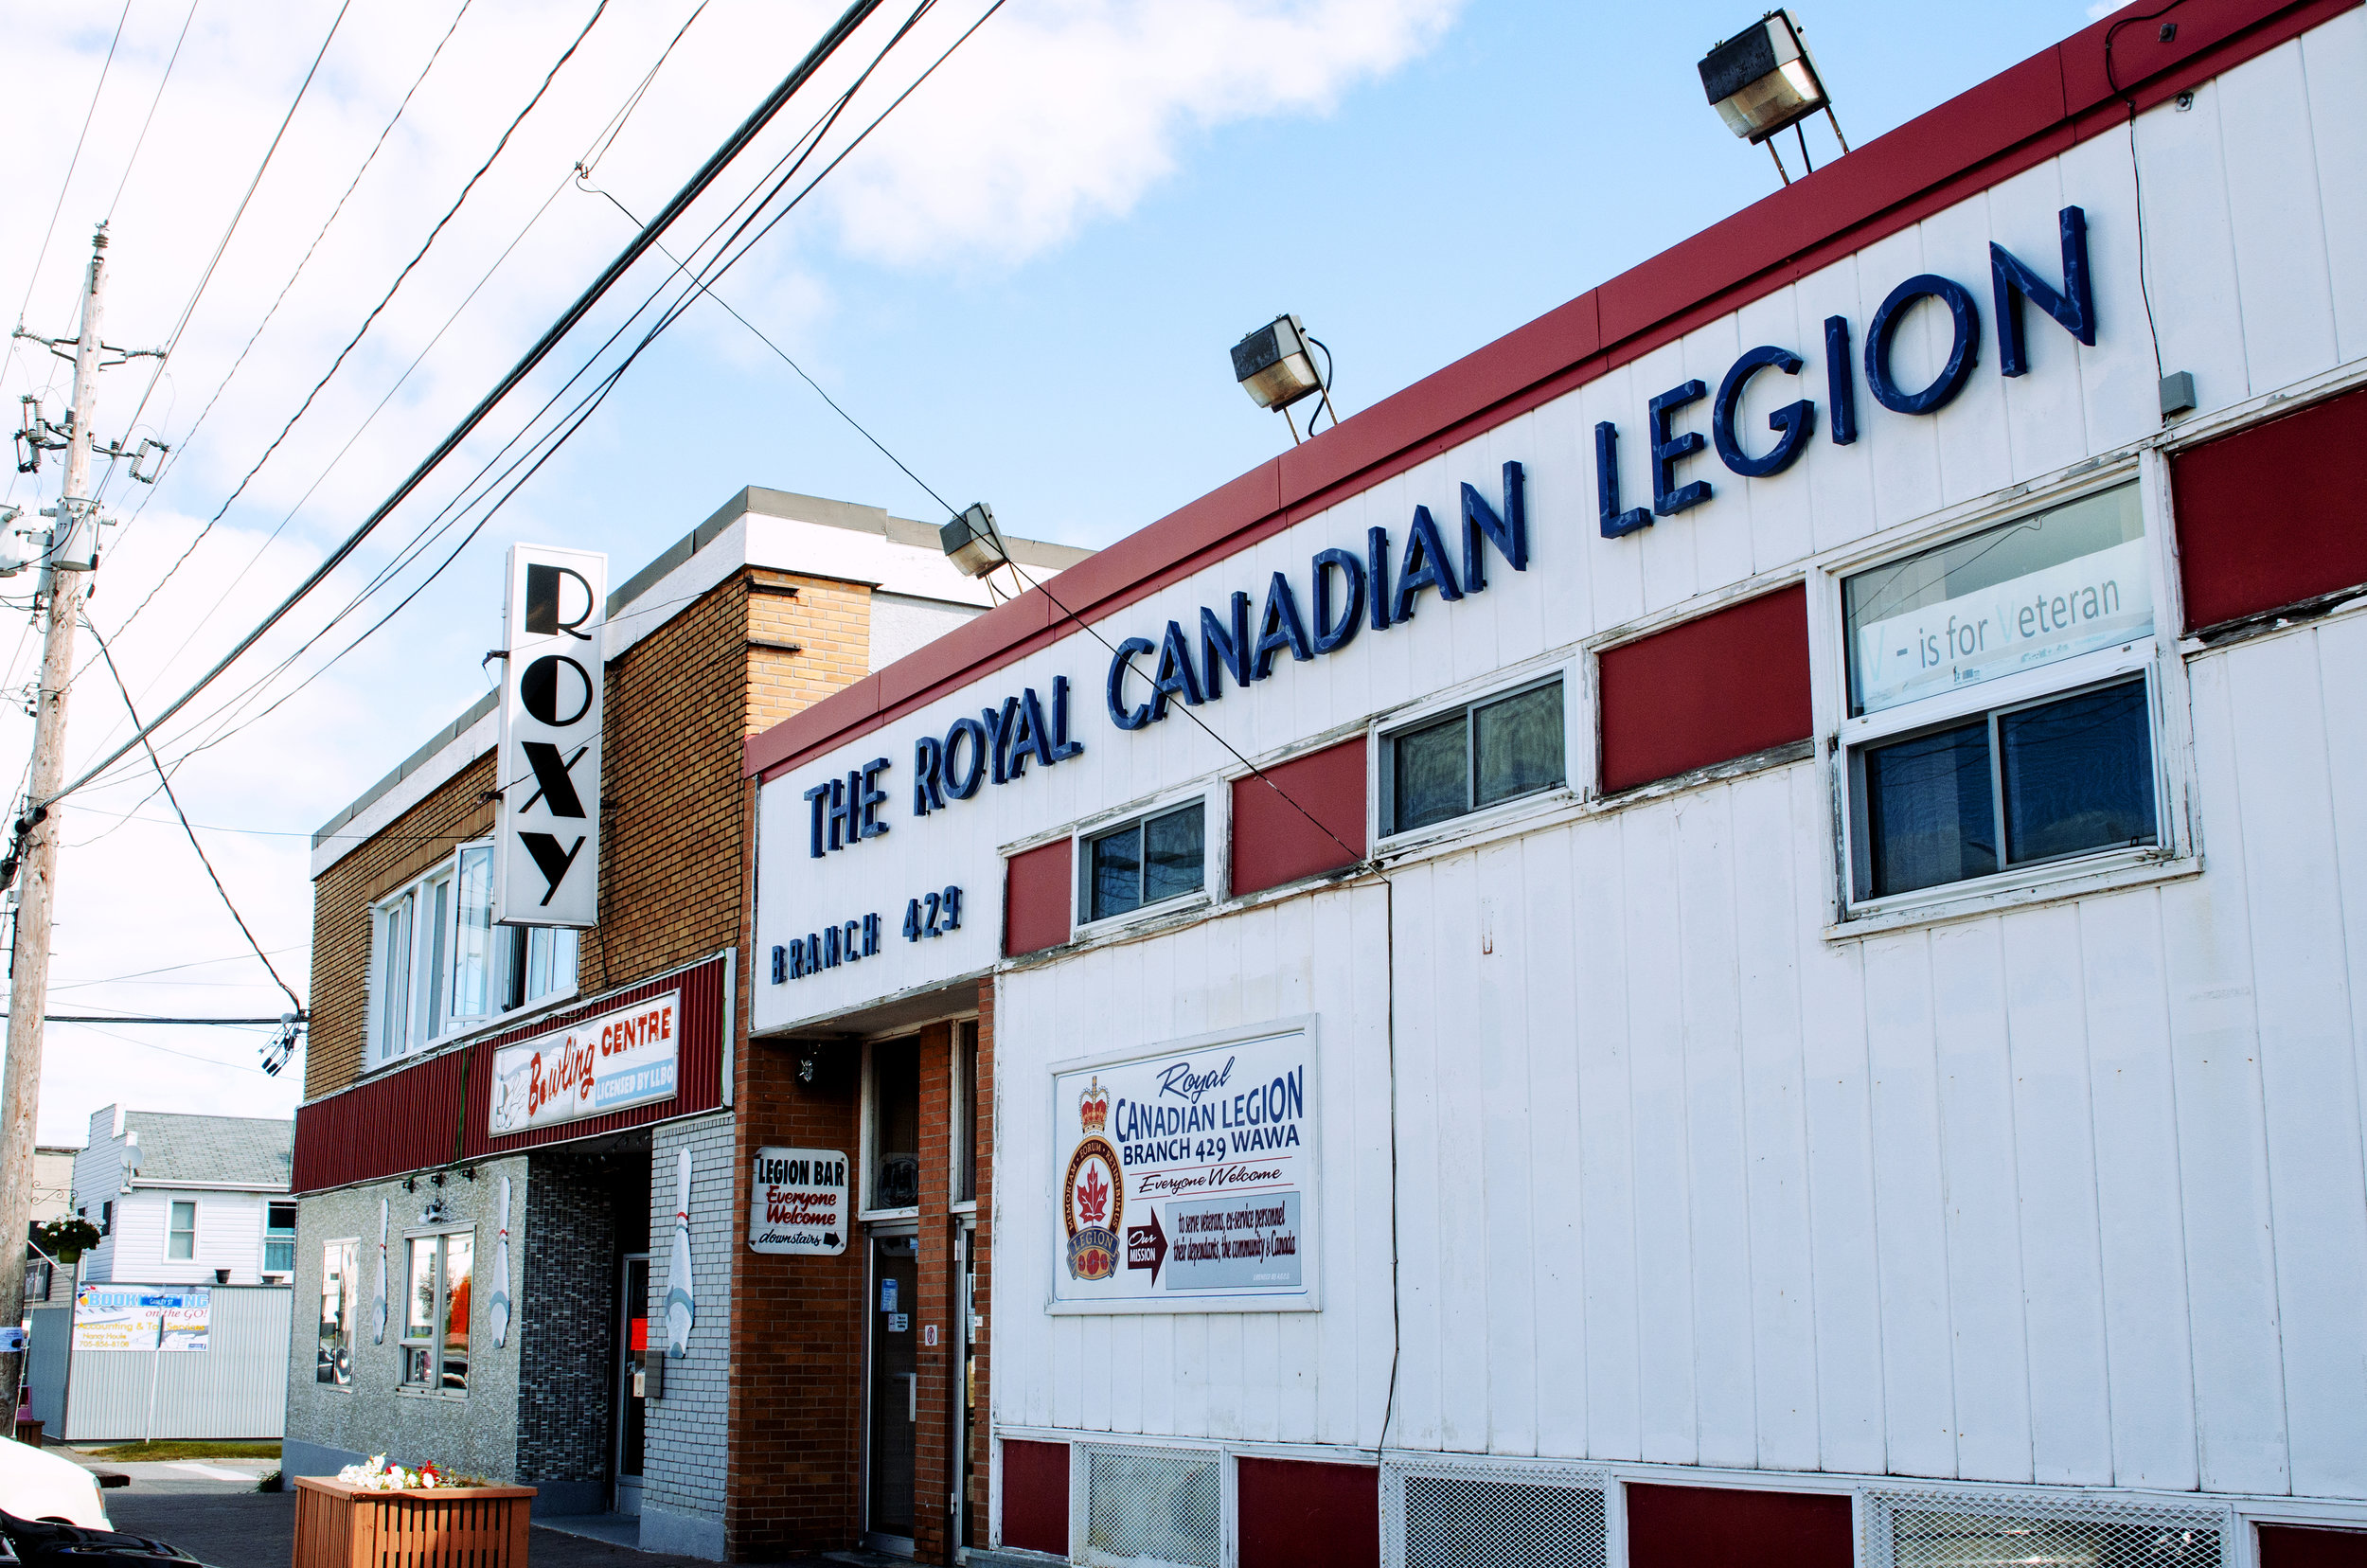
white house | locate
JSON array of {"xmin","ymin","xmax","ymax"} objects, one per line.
[{"xmin": 72, "ymin": 1106, "xmax": 294, "ymax": 1287}]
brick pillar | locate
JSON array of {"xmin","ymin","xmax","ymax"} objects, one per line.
[
  {"xmin": 726, "ymin": 1031, "xmax": 863, "ymax": 1559},
  {"xmin": 913, "ymin": 1022, "xmax": 955, "ymax": 1564}
]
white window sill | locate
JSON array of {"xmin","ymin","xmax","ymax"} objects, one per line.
[
  {"xmin": 1071, "ymin": 890, "xmax": 1212, "ymax": 944},
  {"xmin": 1825, "ymin": 846, "xmax": 2200, "ymax": 941},
  {"xmin": 859, "ymin": 1206, "xmax": 919, "ymax": 1224},
  {"xmin": 394, "ymin": 1385, "xmax": 467, "ymax": 1402}
]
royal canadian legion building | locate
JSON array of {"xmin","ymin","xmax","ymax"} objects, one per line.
[
  {"xmin": 741, "ymin": 3, "xmax": 2367, "ymax": 1565},
  {"xmin": 282, "ymin": 488, "xmax": 1084, "ymax": 1559}
]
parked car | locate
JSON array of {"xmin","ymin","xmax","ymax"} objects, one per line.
[
  {"xmin": 1, "ymin": 1511, "xmax": 205, "ymax": 1567},
  {"xmin": 0, "ymin": 1442, "xmax": 114, "ymax": 1530}
]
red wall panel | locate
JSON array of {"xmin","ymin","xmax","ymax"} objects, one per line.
[
  {"xmin": 291, "ymin": 954, "xmax": 729, "ymax": 1193},
  {"xmin": 1237, "ymin": 1458, "xmax": 1379, "ymax": 1568},
  {"xmin": 2262, "ymin": 1526, "xmax": 2367, "ymax": 1568},
  {"xmin": 1004, "ymin": 838, "xmax": 1073, "ymax": 958},
  {"xmin": 2171, "ymin": 383, "xmax": 2367, "ymax": 632},
  {"xmin": 1625, "ymin": 1483, "xmax": 1852, "ymax": 1568},
  {"xmin": 1597, "ymin": 583, "xmax": 1812, "ymax": 794},
  {"xmin": 999, "ymin": 1439, "xmax": 1069, "ymax": 1556},
  {"xmin": 1231, "ymin": 739, "xmax": 1368, "ymax": 899}
]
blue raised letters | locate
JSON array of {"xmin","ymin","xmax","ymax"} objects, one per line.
[
  {"xmin": 1647, "ymin": 380, "xmax": 1713, "ymax": 515},
  {"xmin": 913, "ymin": 735, "xmax": 945, "ymax": 815},
  {"xmin": 771, "ymin": 945, "xmax": 786, "ymax": 983},
  {"xmin": 1993, "ymin": 205, "xmax": 2095, "ymax": 377},
  {"xmin": 858, "ymin": 757, "xmax": 891, "ymax": 838},
  {"xmin": 1002, "ymin": 696, "xmax": 1039, "ymax": 781},
  {"xmin": 1253, "ymin": 572, "xmax": 1314, "ymax": 678},
  {"xmin": 1391, "ymin": 505, "xmax": 1463, "ymax": 624},
  {"xmin": 1367, "ymin": 526, "xmax": 1393, "ymax": 632},
  {"xmin": 982, "ymin": 697, "xmax": 1019, "ymax": 786},
  {"xmin": 1310, "ymin": 548, "xmax": 1364, "ymax": 653},
  {"xmin": 1712, "ymin": 347, "xmax": 1814, "ymax": 478},
  {"xmin": 1595, "ymin": 421, "xmax": 1650, "ymax": 537},
  {"xmin": 802, "ymin": 779, "xmax": 832, "ymax": 858},
  {"xmin": 1048, "ymin": 675, "xmax": 1085, "ymax": 760},
  {"xmin": 1019, "ymin": 686, "xmax": 1063, "ymax": 773},
  {"xmin": 1152, "ymin": 620, "xmax": 1203, "ymax": 719},
  {"xmin": 1106, "ymin": 637, "xmax": 1155, "ymax": 730},
  {"xmin": 1824, "ymin": 315, "xmax": 1857, "ymax": 445},
  {"xmin": 1865, "ymin": 273, "xmax": 1980, "ymax": 415},
  {"xmin": 943, "ymin": 716, "xmax": 990, "ymax": 796},
  {"xmin": 1199, "ymin": 591, "xmax": 1252, "ymax": 699},
  {"xmin": 1460, "ymin": 460, "xmax": 1527, "ymax": 592}
]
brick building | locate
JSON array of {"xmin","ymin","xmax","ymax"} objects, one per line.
[{"xmin": 283, "ymin": 487, "xmax": 1082, "ymax": 1559}]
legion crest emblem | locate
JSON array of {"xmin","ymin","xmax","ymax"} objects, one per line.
[{"xmin": 1062, "ymin": 1077, "xmax": 1121, "ymax": 1281}]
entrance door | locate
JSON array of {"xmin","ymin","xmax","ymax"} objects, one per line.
[
  {"xmin": 864, "ymin": 1233, "xmax": 920, "ymax": 1551},
  {"xmin": 616, "ymin": 1255, "xmax": 650, "ymax": 1517}
]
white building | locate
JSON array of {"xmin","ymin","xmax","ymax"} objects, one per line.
[
  {"xmin": 739, "ymin": 3, "xmax": 2367, "ymax": 1565},
  {"xmin": 74, "ymin": 1106, "xmax": 295, "ymax": 1287}
]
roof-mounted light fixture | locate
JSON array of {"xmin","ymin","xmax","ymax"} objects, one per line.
[
  {"xmin": 939, "ymin": 501, "xmax": 1010, "ymax": 579},
  {"xmin": 1700, "ymin": 9, "xmax": 1849, "ymax": 186},
  {"xmin": 1231, "ymin": 314, "xmax": 1340, "ymax": 445}
]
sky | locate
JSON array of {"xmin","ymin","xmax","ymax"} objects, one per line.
[{"xmin": 0, "ymin": 0, "xmax": 2131, "ymax": 1146}]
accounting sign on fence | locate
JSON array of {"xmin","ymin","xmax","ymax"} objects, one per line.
[
  {"xmin": 489, "ymin": 990, "xmax": 679, "ymax": 1137},
  {"xmin": 1051, "ymin": 1025, "xmax": 1317, "ymax": 1312}
]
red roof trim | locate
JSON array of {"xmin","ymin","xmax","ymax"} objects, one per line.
[{"xmin": 745, "ymin": 0, "xmax": 2354, "ymax": 784}]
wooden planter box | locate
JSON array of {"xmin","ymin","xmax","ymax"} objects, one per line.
[{"xmin": 293, "ymin": 1476, "xmax": 536, "ymax": 1568}]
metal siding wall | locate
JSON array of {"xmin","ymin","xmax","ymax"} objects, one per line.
[
  {"xmin": 293, "ymin": 955, "xmax": 729, "ymax": 1192},
  {"xmin": 62, "ymin": 1287, "xmax": 293, "ymax": 1441},
  {"xmin": 774, "ymin": 9, "xmax": 2367, "ymax": 1511}
]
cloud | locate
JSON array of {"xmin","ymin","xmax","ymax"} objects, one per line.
[{"xmin": 0, "ymin": 0, "xmax": 1463, "ymax": 1144}]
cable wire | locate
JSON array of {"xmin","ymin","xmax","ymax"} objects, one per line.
[
  {"xmin": 82, "ymin": 621, "xmax": 304, "ymax": 1009},
  {"xmin": 104, "ymin": 0, "xmax": 205, "ymax": 223},
  {"xmin": 44, "ymin": 0, "xmax": 895, "ymax": 809}
]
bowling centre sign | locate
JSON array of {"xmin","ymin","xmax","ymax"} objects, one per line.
[{"xmin": 1050, "ymin": 1023, "xmax": 1318, "ymax": 1313}]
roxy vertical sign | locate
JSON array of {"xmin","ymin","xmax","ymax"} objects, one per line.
[{"xmin": 495, "ymin": 544, "xmax": 606, "ymax": 927}]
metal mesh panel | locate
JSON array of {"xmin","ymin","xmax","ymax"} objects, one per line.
[
  {"xmin": 1400, "ymin": 1471, "xmax": 1609, "ymax": 1568},
  {"xmin": 1866, "ymin": 1488, "xmax": 2227, "ymax": 1568},
  {"xmin": 1083, "ymin": 1446, "xmax": 1222, "ymax": 1568}
]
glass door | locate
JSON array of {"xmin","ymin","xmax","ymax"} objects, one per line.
[
  {"xmin": 616, "ymin": 1255, "xmax": 650, "ymax": 1517},
  {"xmin": 864, "ymin": 1232, "xmax": 920, "ymax": 1552}
]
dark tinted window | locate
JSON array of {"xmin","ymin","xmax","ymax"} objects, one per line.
[
  {"xmin": 1389, "ymin": 680, "xmax": 1565, "ymax": 833},
  {"xmin": 1863, "ymin": 720, "xmax": 1998, "ymax": 897},
  {"xmin": 1088, "ymin": 802, "xmax": 1204, "ymax": 921},
  {"xmin": 2000, "ymin": 680, "xmax": 2156, "ymax": 864}
]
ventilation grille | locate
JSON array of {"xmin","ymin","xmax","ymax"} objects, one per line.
[
  {"xmin": 1865, "ymin": 1488, "xmax": 2228, "ymax": 1568},
  {"xmin": 1397, "ymin": 1468, "xmax": 1609, "ymax": 1568},
  {"xmin": 1083, "ymin": 1445, "xmax": 1221, "ymax": 1568}
]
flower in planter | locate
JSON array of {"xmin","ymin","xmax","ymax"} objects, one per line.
[
  {"xmin": 333, "ymin": 1455, "xmax": 489, "ymax": 1490},
  {"xmin": 29, "ymin": 1219, "xmax": 99, "ymax": 1265}
]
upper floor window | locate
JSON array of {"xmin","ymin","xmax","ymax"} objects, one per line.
[
  {"xmin": 868, "ymin": 1038, "xmax": 921, "ymax": 1212},
  {"xmin": 168, "ymin": 1200, "xmax": 197, "ymax": 1260},
  {"xmin": 1383, "ymin": 676, "xmax": 1565, "ymax": 836},
  {"xmin": 1839, "ymin": 482, "xmax": 2160, "ymax": 905},
  {"xmin": 1083, "ymin": 800, "xmax": 1205, "ymax": 924},
  {"xmin": 264, "ymin": 1203, "xmax": 297, "ymax": 1276},
  {"xmin": 370, "ymin": 841, "xmax": 578, "ymax": 1069}
]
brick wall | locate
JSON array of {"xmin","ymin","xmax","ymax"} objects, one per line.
[
  {"xmin": 970, "ymin": 990, "xmax": 995, "ymax": 1551},
  {"xmin": 644, "ymin": 1114, "xmax": 739, "ymax": 1558},
  {"xmin": 914, "ymin": 1023, "xmax": 954, "ymax": 1563},
  {"xmin": 725, "ymin": 1037, "xmax": 863, "ymax": 1557}
]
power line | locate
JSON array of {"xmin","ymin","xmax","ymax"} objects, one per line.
[
  {"xmin": 46, "ymin": 1015, "xmax": 290, "ymax": 1025},
  {"xmin": 44, "ymin": 0, "xmax": 896, "ymax": 811},
  {"xmin": 104, "ymin": 0, "xmax": 205, "ymax": 223},
  {"xmin": 82, "ymin": 621, "xmax": 304, "ymax": 1010}
]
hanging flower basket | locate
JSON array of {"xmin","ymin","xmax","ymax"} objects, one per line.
[{"xmin": 293, "ymin": 1474, "xmax": 536, "ymax": 1568}]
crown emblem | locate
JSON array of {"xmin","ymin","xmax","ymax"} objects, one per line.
[{"xmin": 1078, "ymin": 1077, "xmax": 1109, "ymax": 1133}]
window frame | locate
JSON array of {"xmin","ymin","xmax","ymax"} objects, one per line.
[
  {"xmin": 366, "ymin": 839, "xmax": 581, "ymax": 1072},
  {"xmin": 318, "ymin": 1236, "xmax": 358, "ymax": 1389},
  {"xmin": 397, "ymin": 1225, "xmax": 474, "ymax": 1398},
  {"xmin": 1375, "ymin": 670, "xmax": 1573, "ymax": 845},
  {"xmin": 1813, "ymin": 458, "xmax": 2198, "ymax": 935},
  {"xmin": 263, "ymin": 1202, "xmax": 297, "ymax": 1278},
  {"xmin": 1071, "ymin": 788, "xmax": 1218, "ymax": 936},
  {"xmin": 167, "ymin": 1199, "xmax": 197, "ymax": 1261}
]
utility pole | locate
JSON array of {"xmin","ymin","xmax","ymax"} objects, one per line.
[{"xmin": 0, "ymin": 225, "xmax": 112, "ymax": 1406}]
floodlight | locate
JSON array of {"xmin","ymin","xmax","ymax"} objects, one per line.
[
  {"xmin": 1231, "ymin": 315, "xmax": 1324, "ymax": 412},
  {"xmin": 1700, "ymin": 10, "xmax": 1848, "ymax": 181},
  {"xmin": 939, "ymin": 502, "xmax": 1009, "ymax": 579}
]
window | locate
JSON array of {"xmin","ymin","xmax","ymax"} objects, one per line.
[
  {"xmin": 953, "ymin": 1022, "xmax": 978, "ymax": 1206},
  {"xmin": 318, "ymin": 1238, "xmax": 356, "ymax": 1386},
  {"xmin": 1840, "ymin": 483, "xmax": 2160, "ymax": 906},
  {"xmin": 99, "ymin": 1201, "xmax": 111, "ymax": 1237},
  {"xmin": 1384, "ymin": 677, "xmax": 1565, "ymax": 836},
  {"xmin": 400, "ymin": 1231, "xmax": 472, "ymax": 1394},
  {"xmin": 869, "ymin": 1039, "xmax": 921, "ymax": 1211},
  {"xmin": 1084, "ymin": 800, "xmax": 1205, "ymax": 923},
  {"xmin": 167, "ymin": 1200, "xmax": 196, "ymax": 1260},
  {"xmin": 264, "ymin": 1203, "xmax": 297, "ymax": 1275},
  {"xmin": 370, "ymin": 842, "xmax": 578, "ymax": 1068}
]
